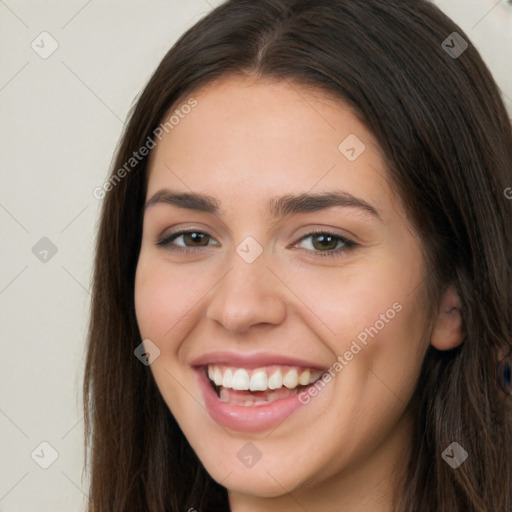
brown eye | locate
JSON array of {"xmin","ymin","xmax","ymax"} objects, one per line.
[
  {"xmin": 295, "ymin": 231, "xmax": 356, "ymax": 258},
  {"xmin": 180, "ymin": 232, "xmax": 210, "ymax": 247},
  {"xmin": 157, "ymin": 230, "xmax": 219, "ymax": 251},
  {"xmin": 310, "ymin": 233, "xmax": 341, "ymax": 251}
]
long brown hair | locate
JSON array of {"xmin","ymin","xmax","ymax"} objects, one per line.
[{"xmin": 84, "ymin": 0, "xmax": 512, "ymax": 510}]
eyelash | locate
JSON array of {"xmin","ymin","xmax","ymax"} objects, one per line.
[{"xmin": 156, "ymin": 229, "xmax": 357, "ymax": 258}]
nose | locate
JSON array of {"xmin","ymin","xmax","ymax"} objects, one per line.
[{"xmin": 205, "ymin": 248, "xmax": 287, "ymax": 335}]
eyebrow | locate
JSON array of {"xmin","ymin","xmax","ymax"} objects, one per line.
[{"xmin": 144, "ymin": 189, "xmax": 381, "ymax": 219}]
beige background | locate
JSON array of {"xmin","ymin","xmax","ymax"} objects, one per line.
[{"xmin": 0, "ymin": 1, "xmax": 510, "ymax": 510}]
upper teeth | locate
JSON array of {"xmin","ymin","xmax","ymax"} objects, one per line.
[{"xmin": 207, "ymin": 365, "xmax": 323, "ymax": 391}]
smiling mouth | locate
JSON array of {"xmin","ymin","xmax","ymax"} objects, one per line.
[{"xmin": 205, "ymin": 364, "xmax": 323, "ymax": 407}]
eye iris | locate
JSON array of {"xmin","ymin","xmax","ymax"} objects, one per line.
[
  {"xmin": 184, "ymin": 232, "xmax": 209, "ymax": 246},
  {"xmin": 312, "ymin": 234, "xmax": 338, "ymax": 251}
]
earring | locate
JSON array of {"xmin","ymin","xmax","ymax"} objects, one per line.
[{"xmin": 496, "ymin": 355, "xmax": 511, "ymax": 396}]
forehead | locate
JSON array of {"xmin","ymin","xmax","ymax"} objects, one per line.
[{"xmin": 146, "ymin": 75, "xmax": 398, "ymax": 222}]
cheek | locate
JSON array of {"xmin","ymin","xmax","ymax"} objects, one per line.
[
  {"xmin": 134, "ymin": 263, "xmax": 173, "ymax": 341},
  {"xmin": 283, "ymin": 249, "xmax": 424, "ymax": 348},
  {"xmin": 134, "ymin": 253, "xmax": 210, "ymax": 342},
  {"xmin": 134, "ymin": 254, "xmax": 208, "ymax": 412},
  {"xmin": 285, "ymin": 248, "xmax": 428, "ymax": 420},
  {"xmin": 320, "ymin": 259, "xmax": 429, "ymax": 435}
]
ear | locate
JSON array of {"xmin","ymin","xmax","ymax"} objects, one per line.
[{"xmin": 430, "ymin": 285, "xmax": 465, "ymax": 350}]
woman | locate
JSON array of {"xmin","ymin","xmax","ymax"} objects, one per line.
[{"xmin": 84, "ymin": 0, "xmax": 512, "ymax": 510}]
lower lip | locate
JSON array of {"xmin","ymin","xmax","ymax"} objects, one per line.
[{"xmin": 196, "ymin": 369, "xmax": 312, "ymax": 433}]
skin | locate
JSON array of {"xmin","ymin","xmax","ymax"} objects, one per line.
[{"xmin": 134, "ymin": 76, "xmax": 464, "ymax": 512}]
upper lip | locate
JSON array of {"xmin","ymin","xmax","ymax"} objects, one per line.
[{"xmin": 190, "ymin": 351, "xmax": 328, "ymax": 371}]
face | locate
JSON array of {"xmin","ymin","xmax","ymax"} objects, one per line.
[{"xmin": 134, "ymin": 76, "xmax": 432, "ymax": 503}]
